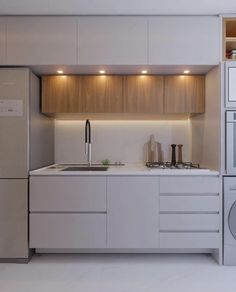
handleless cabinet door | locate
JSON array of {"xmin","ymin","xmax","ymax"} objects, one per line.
[
  {"xmin": 81, "ymin": 75, "xmax": 124, "ymax": 113},
  {"xmin": 124, "ymin": 76, "xmax": 164, "ymax": 113},
  {"xmin": 164, "ymin": 75, "xmax": 205, "ymax": 114},
  {"xmin": 107, "ymin": 176, "xmax": 159, "ymax": 248},
  {"xmin": 30, "ymin": 213, "xmax": 106, "ymax": 249},
  {"xmin": 42, "ymin": 76, "xmax": 83, "ymax": 113},
  {"xmin": 78, "ymin": 17, "xmax": 148, "ymax": 65},
  {"xmin": 6, "ymin": 17, "xmax": 77, "ymax": 65},
  {"xmin": 30, "ymin": 176, "xmax": 106, "ymax": 212},
  {"xmin": 226, "ymin": 63, "xmax": 236, "ymax": 107},
  {"xmin": 149, "ymin": 16, "xmax": 220, "ymax": 65},
  {"xmin": 0, "ymin": 69, "xmax": 29, "ymax": 178},
  {"xmin": 0, "ymin": 179, "xmax": 28, "ymax": 258},
  {"xmin": 0, "ymin": 19, "xmax": 6, "ymax": 64}
]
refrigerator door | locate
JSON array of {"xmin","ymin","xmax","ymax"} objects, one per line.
[
  {"xmin": 0, "ymin": 179, "xmax": 28, "ymax": 259},
  {"xmin": 0, "ymin": 69, "xmax": 29, "ymax": 178}
]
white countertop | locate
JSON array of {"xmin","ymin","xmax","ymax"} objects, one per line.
[{"xmin": 30, "ymin": 164, "xmax": 220, "ymax": 176}]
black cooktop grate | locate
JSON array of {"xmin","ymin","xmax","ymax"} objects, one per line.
[{"xmin": 146, "ymin": 161, "xmax": 200, "ymax": 169}]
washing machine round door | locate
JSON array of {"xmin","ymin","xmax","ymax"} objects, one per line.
[{"xmin": 229, "ymin": 201, "xmax": 236, "ymax": 240}]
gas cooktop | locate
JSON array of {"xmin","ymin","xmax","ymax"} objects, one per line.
[{"xmin": 146, "ymin": 161, "xmax": 200, "ymax": 169}]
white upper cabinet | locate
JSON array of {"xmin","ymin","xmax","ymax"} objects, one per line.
[
  {"xmin": 6, "ymin": 17, "xmax": 77, "ymax": 65},
  {"xmin": 0, "ymin": 19, "xmax": 6, "ymax": 64},
  {"xmin": 77, "ymin": 16, "xmax": 148, "ymax": 65},
  {"xmin": 148, "ymin": 16, "xmax": 220, "ymax": 65}
]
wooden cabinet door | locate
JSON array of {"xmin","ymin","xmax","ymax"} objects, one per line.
[
  {"xmin": 6, "ymin": 17, "xmax": 77, "ymax": 65},
  {"xmin": 164, "ymin": 75, "xmax": 205, "ymax": 114},
  {"xmin": 81, "ymin": 75, "xmax": 123, "ymax": 113},
  {"xmin": 42, "ymin": 76, "xmax": 82, "ymax": 113},
  {"xmin": 149, "ymin": 16, "xmax": 220, "ymax": 65},
  {"xmin": 124, "ymin": 76, "xmax": 164, "ymax": 113},
  {"xmin": 107, "ymin": 176, "xmax": 159, "ymax": 248},
  {"xmin": 78, "ymin": 16, "xmax": 148, "ymax": 65}
]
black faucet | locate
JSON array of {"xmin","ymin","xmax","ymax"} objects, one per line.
[{"xmin": 85, "ymin": 119, "xmax": 92, "ymax": 166}]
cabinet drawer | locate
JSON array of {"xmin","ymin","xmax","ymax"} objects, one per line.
[
  {"xmin": 160, "ymin": 214, "xmax": 219, "ymax": 231},
  {"xmin": 224, "ymin": 177, "xmax": 236, "ymax": 194},
  {"xmin": 160, "ymin": 195, "xmax": 219, "ymax": 212},
  {"xmin": 160, "ymin": 177, "xmax": 219, "ymax": 194},
  {"xmin": 30, "ymin": 176, "xmax": 106, "ymax": 212},
  {"xmin": 160, "ymin": 232, "xmax": 220, "ymax": 248},
  {"xmin": 30, "ymin": 213, "xmax": 106, "ymax": 248}
]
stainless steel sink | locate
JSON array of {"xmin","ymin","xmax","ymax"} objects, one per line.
[{"xmin": 62, "ymin": 166, "xmax": 109, "ymax": 171}]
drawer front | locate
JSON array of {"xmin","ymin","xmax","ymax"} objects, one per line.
[
  {"xmin": 224, "ymin": 177, "xmax": 236, "ymax": 194},
  {"xmin": 160, "ymin": 177, "xmax": 219, "ymax": 194},
  {"xmin": 30, "ymin": 213, "xmax": 106, "ymax": 248},
  {"xmin": 160, "ymin": 214, "xmax": 219, "ymax": 231},
  {"xmin": 160, "ymin": 195, "xmax": 219, "ymax": 212},
  {"xmin": 160, "ymin": 232, "xmax": 220, "ymax": 248},
  {"xmin": 30, "ymin": 176, "xmax": 106, "ymax": 212}
]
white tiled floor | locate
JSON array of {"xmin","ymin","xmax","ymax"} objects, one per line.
[{"xmin": 0, "ymin": 254, "xmax": 236, "ymax": 292}]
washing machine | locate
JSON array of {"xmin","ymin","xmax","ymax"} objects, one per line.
[{"xmin": 224, "ymin": 177, "xmax": 236, "ymax": 265}]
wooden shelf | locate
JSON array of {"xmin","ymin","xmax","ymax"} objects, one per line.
[
  {"xmin": 226, "ymin": 37, "xmax": 236, "ymax": 42},
  {"xmin": 223, "ymin": 18, "xmax": 236, "ymax": 60}
]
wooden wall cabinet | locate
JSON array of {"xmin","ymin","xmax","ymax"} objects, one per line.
[
  {"xmin": 42, "ymin": 74, "xmax": 205, "ymax": 115},
  {"xmin": 164, "ymin": 75, "xmax": 205, "ymax": 114},
  {"xmin": 42, "ymin": 75, "xmax": 123, "ymax": 114},
  {"xmin": 81, "ymin": 76, "xmax": 123, "ymax": 113},
  {"xmin": 42, "ymin": 76, "xmax": 82, "ymax": 113},
  {"xmin": 124, "ymin": 76, "xmax": 164, "ymax": 113}
]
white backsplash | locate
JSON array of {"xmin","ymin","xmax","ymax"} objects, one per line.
[{"xmin": 55, "ymin": 120, "xmax": 191, "ymax": 164}]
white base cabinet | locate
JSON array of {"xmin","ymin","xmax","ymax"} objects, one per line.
[
  {"xmin": 29, "ymin": 175, "xmax": 220, "ymax": 251},
  {"xmin": 107, "ymin": 177, "xmax": 159, "ymax": 248},
  {"xmin": 30, "ymin": 213, "xmax": 106, "ymax": 249},
  {"xmin": 159, "ymin": 176, "xmax": 220, "ymax": 249}
]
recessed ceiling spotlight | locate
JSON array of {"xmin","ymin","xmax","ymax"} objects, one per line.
[
  {"xmin": 57, "ymin": 70, "xmax": 64, "ymax": 74},
  {"xmin": 184, "ymin": 70, "xmax": 190, "ymax": 74},
  {"xmin": 141, "ymin": 70, "xmax": 148, "ymax": 74},
  {"xmin": 99, "ymin": 70, "xmax": 106, "ymax": 74}
]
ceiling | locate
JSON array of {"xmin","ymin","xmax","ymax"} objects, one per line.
[{"xmin": 0, "ymin": 0, "xmax": 236, "ymax": 15}]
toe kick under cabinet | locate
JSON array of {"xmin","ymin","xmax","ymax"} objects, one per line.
[{"xmin": 29, "ymin": 175, "xmax": 220, "ymax": 251}]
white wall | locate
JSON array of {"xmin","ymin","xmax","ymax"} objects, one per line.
[{"xmin": 55, "ymin": 120, "xmax": 191, "ymax": 164}]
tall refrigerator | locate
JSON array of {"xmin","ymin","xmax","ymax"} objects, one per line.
[{"xmin": 0, "ymin": 68, "xmax": 54, "ymax": 262}]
